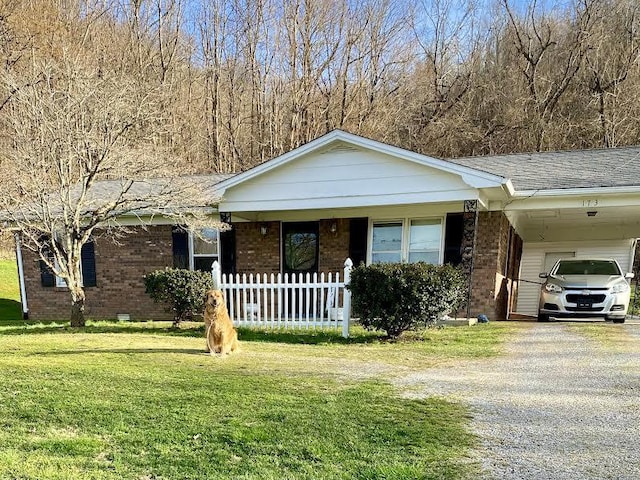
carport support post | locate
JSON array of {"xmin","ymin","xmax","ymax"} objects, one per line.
[{"xmin": 462, "ymin": 200, "xmax": 479, "ymax": 320}]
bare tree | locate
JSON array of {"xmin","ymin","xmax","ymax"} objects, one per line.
[
  {"xmin": 0, "ymin": 57, "xmax": 221, "ymax": 327},
  {"xmin": 583, "ymin": 0, "xmax": 640, "ymax": 146},
  {"xmin": 501, "ymin": 0, "xmax": 597, "ymax": 150}
]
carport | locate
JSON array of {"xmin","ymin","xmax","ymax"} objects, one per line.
[{"xmin": 449, "ymin": 146, "xmax": 640, "ymax": 318}]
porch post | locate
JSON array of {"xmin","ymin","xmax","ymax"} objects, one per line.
[
  {"xmin": 462, "ymin": 200, "xmax": 479, "ymax": 319},
  {"xmin": 342, "ymin": 258, "xmax": 353, "ymax": 338}
]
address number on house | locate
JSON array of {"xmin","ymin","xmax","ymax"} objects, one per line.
[{"xmin": 582, "ymin": 199, "xmax": 599, "ymax": 207}]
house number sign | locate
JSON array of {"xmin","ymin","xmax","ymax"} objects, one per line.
[{"xmin": 582, "ymin": 199, "xmax": 598, "ymax": 207}]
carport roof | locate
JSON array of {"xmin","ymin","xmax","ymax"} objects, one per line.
[{"xmin": 447, "ymin": 146, "xmax": 640, "ymax": 191}]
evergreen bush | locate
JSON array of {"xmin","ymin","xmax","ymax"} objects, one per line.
[
  {"xmin": 144, "ymin": 268, "xmax": 213, "ymax": 327},
  {"xmin": 347, "ymin": 262, "xmax": 466, "ymax": 338}
]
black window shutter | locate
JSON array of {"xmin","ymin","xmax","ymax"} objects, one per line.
[
  {"xmin": 40, "ymin": 259, "xmax": 55, "ymax": 287},
  {"xmin": 219, "ymin": 213, "xmax": 235, "ymax": 275},
  {"xmin": 444, "ymin": 212, "xmax": 464, "ymax": 266},
  {"xmin": 349, "ymin": 217, "xmax": 368, "ymax": 267},
  {"xmin": 38, "ymin": 236, "xmax": 55, "ymax": 287},
  {"xmin": 220, "ymin": 228, "xmax": 236, "ymax": 275},
  {"xmin": 172, "ymin": 226, "xmax": 189, "ymax": 269},
  {"xmin": 81, "ymin": 241, "xmax": 97, "ymax": 287}
]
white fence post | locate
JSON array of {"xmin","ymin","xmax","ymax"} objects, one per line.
[
  {"xmin": 342, "ymin": 258, "xmax": 353, "ymax": 338},
  {"xmin": 211, "ymin": 260, "xmax": 221, "ymax": 289}
]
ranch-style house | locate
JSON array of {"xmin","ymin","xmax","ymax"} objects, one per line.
[{"xmin": 14, "ymin": 130, "xmax": 640, "ymax": 322}]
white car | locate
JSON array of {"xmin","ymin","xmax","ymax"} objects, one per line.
[{"xmin": 538, "ymin": 258, "xmax": 634, "ymax": 323}]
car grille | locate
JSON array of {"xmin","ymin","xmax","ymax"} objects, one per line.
[
  {"xmin": 566, "ymin": 294, "xmax": 606, "ymax": 304},
  {"xmin": 566, "ymin": 306, "xmax": 604, "ymax": 312}
]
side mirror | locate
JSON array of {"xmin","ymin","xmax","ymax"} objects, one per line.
[
  {"xmin": 625, "ymin": 272, "xmax": 635, "ymax": 279},
  {"xmin": 538, "ymin": 272, "xmax": 548, "ymax": 279}
]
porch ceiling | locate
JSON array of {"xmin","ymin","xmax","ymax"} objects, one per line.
[{"xmin": 507, "ymin": 205, "xmax": 640, "ymax": 242}]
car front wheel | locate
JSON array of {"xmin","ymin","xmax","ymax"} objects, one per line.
[
  {"xmin": 537, "ymin": 312, "xmax": 550, "ymax": 322},
  {"xmin": 607, "ymin": 316, "xmax": 626, "ymax": 324}
]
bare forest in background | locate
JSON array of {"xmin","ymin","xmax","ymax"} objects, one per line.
[{"xmin": 0, "ymin": 0, "xmax": 639, "ymax": 176}]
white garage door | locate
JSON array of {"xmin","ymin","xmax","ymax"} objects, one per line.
[{"xmin": 515, "ymin": 239, "xmax": 636, "ymax": 316}]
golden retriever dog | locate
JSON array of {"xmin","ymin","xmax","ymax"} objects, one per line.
[{"xmin": 204, "ymin": 289, "xmax": 240, "ymax": 355}]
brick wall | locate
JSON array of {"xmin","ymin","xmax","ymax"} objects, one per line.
[
  {"xmin": 234, "ymin": 219, "xmax": 351, "ymax": 275},
  {"xmin": 22, "ymin": 226, "xmax": 174, "ymax": 321},
  {"xmin": 318, "ymin": 218, "xmax": 350, "ymax": 273},
  {"xmin": 235, "ymin": 221, "xmax": 281, "ymax": 274},
  {"xmin": 469, "ymin": 211, "xmax": 514, "ymax": 320}
]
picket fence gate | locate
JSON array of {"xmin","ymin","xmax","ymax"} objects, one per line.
[{"xmin": 211, "ymin": 258, "xmax": 353, "ymax": 337}]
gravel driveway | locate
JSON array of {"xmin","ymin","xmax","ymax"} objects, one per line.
[{"xmin": 395, "ymin": 322, "xmax": 640, "ymax": 479}]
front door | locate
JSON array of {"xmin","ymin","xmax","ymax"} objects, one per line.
[{"xmin": 282, "ymin": 221, "xmax": 320, "ymax": 276}]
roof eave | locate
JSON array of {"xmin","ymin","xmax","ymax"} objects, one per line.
[{"xmin": 513, "ymin": 185, "xmax": 640, "ymax": 197}]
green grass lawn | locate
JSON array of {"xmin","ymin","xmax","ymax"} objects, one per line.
[
  {"xmin": 0, "ymin": 259, "xmax": 525, "ymax": 479},
  {"xmin": 0, "ymin": 258, "xmax": 21, "ymax": 324}
]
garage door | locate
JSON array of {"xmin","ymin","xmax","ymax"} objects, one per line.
[{"xmin": 515, "ymin": 239, "xmax": 635, "ymax": 316}]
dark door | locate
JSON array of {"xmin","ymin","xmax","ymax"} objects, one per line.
[{"xmin": 282, "ymin": 222, "xmax": 319, "ymax": 275}]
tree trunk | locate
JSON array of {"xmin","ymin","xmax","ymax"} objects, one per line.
[{"xmin": 70, "ymin": 288, "xmax": 86, "ymax": 327}]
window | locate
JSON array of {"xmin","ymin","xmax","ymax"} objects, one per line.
[
  {"xmin": 39, "ymin": 239, "xmax": 97, "ymax": 288},
  {"xmin": 408, "ymin": 219, "xmax": 441, "ymax": 264},
  {"xmin": 55, "ymin": 261, "xmax": 82, "ymax": 288},
  {"xmin": 371, "ymin": 222, "xmax": 402, "ymax": 263},
  {"xmin": 371, "ymin": 218, "xmax": 443, "ymax": 264},
  {"xmin": 190, "ymin": 228, "xmax": 219, "ymax": 272},
  {"xmin": 282, "ymin": 222, "xmax": 319, "ymax": 274}
]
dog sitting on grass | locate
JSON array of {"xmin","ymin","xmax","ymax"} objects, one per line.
[{"xmin": 203, "ymin": 289, "xmax": 240, "ymax": 355}]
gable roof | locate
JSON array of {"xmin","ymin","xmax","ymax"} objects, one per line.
[
  {"xmin": 216, "ymin": 129, "xmax": 512, "ymax": 194},
  {"xmin": 447, "ymin": 146, "xmax": 640, "ymax": 192}
]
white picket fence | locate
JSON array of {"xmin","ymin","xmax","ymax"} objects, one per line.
[{"xmin": 211, "ymin": 258, "xmax": 353, "ymax": 337}]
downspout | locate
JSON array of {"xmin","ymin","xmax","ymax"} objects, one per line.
[
  {"xmin": 14, "ymin": 233, "xmax": 28, "ymax": 320},
  {"xmin": 630, "ymin": 238, "xmax": 639, "ymax": 316},
  {"xmin": 627, "ymin": 238, "xmax": 637, "ymax": 275}
]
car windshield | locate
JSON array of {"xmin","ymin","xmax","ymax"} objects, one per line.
[{"xmin": 554, "ymin": 260, "xmax": 621, "ymax": 276}]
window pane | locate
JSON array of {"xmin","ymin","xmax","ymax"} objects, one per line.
[
  {"xmin": 409, "ymin": 219, "xmax": 441, "ymax": 264},
  {"xmin": 194, "ymin": 228, "xmax": 218, "ymax": 255},
  {"xmin": 372, "ymin": 223, "xmax": 402, "ymax": 252},
  {"xmin": 408, "ymin": 251, "xmax": 440, "ymax": 264},
  {"xmin": 372, "ymin": 252, "xmax": 402, "ymax": 263},
  {"xmin": 194, "ymin": 256, "xmax": 216, "ymax": 273},
  {"xmin": 284, "ymin": 231, "xmax": 318, "ymax": 271},
  {"xmin": 409, "ymin": 220, "xmax": 441, "ymax": 251}
]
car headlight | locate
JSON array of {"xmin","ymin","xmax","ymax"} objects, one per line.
[
  {"xmin": 544, "ymin": 283, "xmax": 563, "ymax": 293},
  {"xmin": 611, "ymin": 283, "xmax": 630, "ymax": 294}
]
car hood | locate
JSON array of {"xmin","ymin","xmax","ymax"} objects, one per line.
[{"xmin": 548, "ymin": 274, "xmax": 624, "ymax": 289}]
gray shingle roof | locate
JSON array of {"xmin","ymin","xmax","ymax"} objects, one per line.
[{"xmin": 447, "ymin": 146, "xmax": 640, "ymax": 191}]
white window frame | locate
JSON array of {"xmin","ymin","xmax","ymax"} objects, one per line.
[
  {"xmin": 189, "ymin": 229, "xmax": 221, "ymax": 272},
  {"xmin": 368, "ymin": 217, "xmax": 445, "ymax": 265}
]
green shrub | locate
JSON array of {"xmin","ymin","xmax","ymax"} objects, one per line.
[
  {"xmin": 143, "ymin": 268, "xmax": 213, "ymax": 326},
  {"xmin": 347, "ymin": 262, "xmax": 466, "ymax": 338}
]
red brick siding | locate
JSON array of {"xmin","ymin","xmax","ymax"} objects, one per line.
[
  {"xmin": 234, "ymin": 220, "xmax": 350, "ymax": 275},
  {"xmin": 318, "ymin": 219, "xmax": 350, "ymax": 273},
  {"xmin": 22, "ymin": 226, "xmax": 174, "ymax": 321},
  {"xmin": 234, "ymin": 221, "xmax": 281, "ymax": 274},
  {"xmin": 469, "ymin": 211, "xmax": 514, "ymax": 320}
]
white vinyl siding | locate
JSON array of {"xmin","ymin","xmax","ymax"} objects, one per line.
[
  {"xmin": 516, "ymin": 239, "xmax": 635, "ymax": 316},
  {"xmin": 221, "ymin": 146, "xmax": 484, "ymax": 212}
]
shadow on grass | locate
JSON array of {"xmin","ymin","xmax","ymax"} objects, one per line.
[
  {"xmin": 34, "ymin": 347, "xmax": 208, "ymax": 356},
  {"xmin": 0, "ymin": 299, "xmax": 23, "ymax": 326},
  {"xmin": 0, "ymin": 322, "xmax": 384, "ymax": 345}
]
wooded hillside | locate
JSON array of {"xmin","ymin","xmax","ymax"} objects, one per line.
[{"xmin": 1, "ymin": 0, "xmax": 639, "ymax": 174}]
